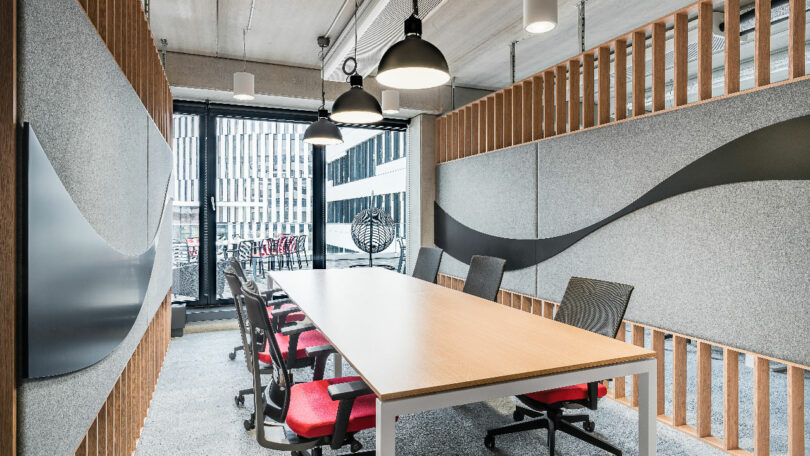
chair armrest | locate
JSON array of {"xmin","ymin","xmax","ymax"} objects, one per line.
[
  {"xmin": 327, "ymin": 381, "xmax": 373, "ymax": 401},
  {"xmin": 270, "ymin": 306, "xmax": 300, "ymax": 319},
  {"xmin": 266, "ymin": 297, "xmax": 293, "ymax": 309},
  {"xmin": 280, "ymin": 323, "xmax": 315, "ymax": 337},
  {"xmin": 305, "ymin": 344, "xmax": 337, "ymax": 358}
]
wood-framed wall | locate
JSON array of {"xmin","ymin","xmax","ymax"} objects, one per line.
[
  {"xmin": 1, "ymin": 0, "xmax": 17, "ymax": 453},
  {"xmin": 434, "ymin": 0, "xmax": 809, "ymax": 164},
  {"xmin": 437, "ymin": 274, "xmax": 808, "ymax": 456}
]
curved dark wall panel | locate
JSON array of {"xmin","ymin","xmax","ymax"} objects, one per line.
[
  {"xmin": 435, "ymin": 115, "xmax": 810, "ymax": 271},
  {"xmin": 23, "ymin": 124, "xmax": 156, "ymax": 378}
]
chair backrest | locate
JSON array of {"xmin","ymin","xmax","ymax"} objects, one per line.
[
  {"xmin": 223, "ymin": 267, "xmax": 252, "ymax": 371},
  {"xmin": 241, "ymin": 280, "xmax": 292, "ymax": 424},
  {"xmin": 297, "ymin": 234, "xmax": 306, "ymax": 250},
  {"xmin": 462, "ymin": 255, "xmax": 506, "ymax": 302},
  {"xmin": 411, "ymin": 247, "xmax": 443, "ymax": 283},
  {"xmin": 228, "ymin": 258, "xmax": 247, "ymax": 281},
  {"xmin": 554, "ymin": 277, "xmax": 633, "ymax": 338},
  {"xmin": 237, "ymin": 240, "xmax": 254, "ymax": 260}
]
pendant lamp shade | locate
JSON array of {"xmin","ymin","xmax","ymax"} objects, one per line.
[
  {"xmin": 377, "ymin": 16, "xmax": 450, "ymax": 89},
  {"xmin": 330, "ymin": 75, "xmax": 383, "ymax": 124},
  {"xmin": 381, "ymin": 90, "xmax": 400, "ymax": 114},
  {"xmin": 233, "ymin": 71, "xmax": 255, "ymax": 100},
  {"xmin": 304, "ymin": 109, "xmax": 344, "ymax": 145},
  {"xmin": 523, "ymin": 0, "xmax": 557, "ymax": 34}
]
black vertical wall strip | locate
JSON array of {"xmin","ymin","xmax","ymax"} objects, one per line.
[
  {"xmin": 201, "ymin": 104, "xmax": 217, "ymax": 306},
  {"xmin": 312, "ymin": 145, "xmax": 327, "ymax": 269}
]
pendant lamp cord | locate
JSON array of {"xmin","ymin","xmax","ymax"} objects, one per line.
[
  {"xmin": 242, "ymin": 28, "xmax": 247, "ymax": 72},
  {"xmin": 320, "ymin": 46, "xmax": 326, "ymax": 109},
  {"xmin": 412, "ymin": 0, "xmax": 419, "ymax": 17},
  {"xmin": 353, "ymin": 0, "xmax": 359, "ymax": 64}
]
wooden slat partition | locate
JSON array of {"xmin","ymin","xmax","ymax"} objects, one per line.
[
  {"xmin": 494, "ymin": 93, "xmax": 504, "ymax": 149},
  {"xmin": 698, "ymin": 1, "xmax": 714, "ymax": 100},
  {"xmin": 753, "ymin": 357, "xmax": 770, "ymax": 456},
  {"xmin": 652, "ymin": 23, "xmax": 666, "ymax": 111},
  {"xmin": 652, "ymin": 330, "xmax": 666, "ymax": 415},
  {"xmin": 672, "ymin": 335, "xmax": 687, "ymax": 426},
  {"xmin": 503, "ymin": 88, "xmax": 513, "ymax": 147},
  {"xmin": 598, "ymin": 46, "xmax": 611, "ymax": 125},
  {"xmin": 582, "ymin": 53, "xmax": 595, "ymax": 128},
  {"xmin": 459, "ymin": 108, "xmax": 467, "ymax": 158},
  {"xmin": 435, "ymin": 117, "xmax": 444, "ymax": 164},
  {"xmin": 555, "ymin": 65, "xmax": 566, "ymax": 135},
  {"xmin": 512, "ymin": 84, "xmax": 523, "ymax": 144},
  {"xmin": 674, "ymin": 12, "xmax": 689, "ymax": 106},
  {"xmin": 486, "ymin": 95, "xmax": 495, "ymax": 152},
  {"xmin": 755, "ymin": 0, "xmax": 771, "ymax": 87},
  {"xmin": 567, "ymin": 59, "xmax": 580, "ymax": 132},
  {"xmin": 725, "ymin": 0, "xmax": 741, "ymax": 94},
  {"xmin": 471, "ymin": 103, "xmax": 479, "ymax": 156},
  {"xmin": 543, "ymin": 70, "xmax": 554, "ymax": 137},
  {"xmin": 614, "ymin": 40, "xmax": 627, "ymax": 121},
  {"xmin": 614, "ymin": 322, "xmax": 627, "ymax": 399},
  {"xmin": 78, "ymin": 0, "xmax": 172, "ymax": 142},
  {"xmin": 631, "ymin": 31, "xmax": 645, "ymax": 117},
  {"xmin": 724, "ymin": 349, "xmax": 740, "ymax": 451},
  {"xmin": 478, "ymin": 99, "xmax": 486, "ymax": 154},
  {"xmin": 696, "ymin": 342, "xmax": 712, "ymax": 437},
  {"xmin": 73, "ymin": 293, "xmax": 171, "ymax": 455},
  {"xmin": 464, "ymin": 106, "xmax": 472, "ymax": 157},
  {"xmin": 789, "ymin": 0, "xmax": 806, "ymax": 79},
  {"xmin": 787, "ymin": 365, "xmax": 805, "ymax": 456},
  {"xmin": 531, "ymin": 75, "xmax": 543, "ymax": 140},
  {"xmin": 630, "ymin": 324, "xmax": 644, "ymax": 407},
  {"xmin": 522, "ymin": 80, "xmax": 533, "ymax": 142}
]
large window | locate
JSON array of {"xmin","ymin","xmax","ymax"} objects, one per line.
[
  {"xmin": 171, "ymin": 114, "xmax": 201, "ymax": 302},
  {"xmin": 325, "ymin": 128, "xmax": 407, "ymax": 270}
]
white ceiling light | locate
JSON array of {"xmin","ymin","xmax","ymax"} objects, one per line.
[
  {"xmin": 233, "ymin": 21, "xmax": 255, "ymax": 100},
  {"xmin": 382, "ymin": 90, "xmax": 400, "ymax": 114},
  {"xmin": 524, "ymin": 0, "xmax": 558, "ymax": 34}
]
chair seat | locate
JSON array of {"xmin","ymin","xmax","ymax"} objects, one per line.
[
  {"xmin": 258, "ymin": 329, "xmax": 329, "ymax": 364},
  {"xmin": 287, "ymin": 376, "xmax": 376, "ymax": 438},
  {"xmin": 524, "ymin": 382, "xmax": 607, "ymax": 405},
  {"xmin": 268, "ymin": 304, "xmax": 305, "ymax": 323}
]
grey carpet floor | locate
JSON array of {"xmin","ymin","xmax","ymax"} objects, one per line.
[{"xmin": 134, "ymin": 330, "xmax": 797, "ymax": 456}]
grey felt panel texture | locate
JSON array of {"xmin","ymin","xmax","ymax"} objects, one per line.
[
  {"xmin": 436, "ymin": 78, "xmax": 810, "ymax": 366},
  {"xmin": 436, "ymin": 144, "xmax": 538, "ymax": 296},
  {"xmin": 17, "ymin": 0, "xmax": 174, "ymax": 453}
]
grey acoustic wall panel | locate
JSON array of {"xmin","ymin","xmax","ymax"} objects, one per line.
[
  {"xmin": 437, "ymin": 144, "xmax": 538, "ymax": 295},
  {"xmin": 535, "ymin": 79, "xmax": 810, "ymax": 366}
]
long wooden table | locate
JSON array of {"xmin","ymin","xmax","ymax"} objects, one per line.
[{"xmin": 269, "ymin": 268, "xmax": 657, "ymax": 455}]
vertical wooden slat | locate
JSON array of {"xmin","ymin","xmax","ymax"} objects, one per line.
[
  {"xmin": 544, "ymin": 70, "xmax": 555, "ymax": 137},
  {"xmin": 582, "ymin": 53, "xmax": 595, "ymax": 128},
  {"xmin": 532, "ymin": 75, "xmax": 543, "ymax": 140},
  {"xmin": 486, "ymin": 96, "xmax": 495, "ymax": 152},
  {"xmin": 512, "ymin": 84, "xmax": 523, "ymax": 144},
  {"xmin": 465, "ymin": 106, "xmax": 472, "ymax": 157},
  {"xmin": 614, "ymin": 322, "xmax": 626, "ymax": 399},
  {"xmin": 597, "ymin": 46, "xmax": 610, "ymax": 125},
  {"xmin": 531, "ymin": 298, "xmax": 543, "ymax": 317},
  {"xmin": 753, "ymin": 357, "xmax": 770, "ymax": 455},
  {"xmin": 755, "ymin": 0, "xmax": 771, "ymax": 87},
  {"xmin": 652, "ymin": 330, "xmax": 666, "ymax": 415},
  {"xmin": 521, "ymin": 296, "xmax": 531, "ymax": 313},
  {"xmin": 673, "ymin": 13, "xmax": 688, "ymax": 106},
  {"xmin": 672, "ymin": 335, "xmax": 687, "ymax": 426},
  {"xmin": 470, "ymin": 103, "xmax": 479, "ymax": 156},
  {"xmin": 631, "ymin": 325, "xmax": 644, "ymax": 407},
  {"xmin": 652, "ymin": 22, "xmax": 666, "ymax": 111},
  {"xmin": 79, "ymin": 0, "xmax": 89, "ymax": 12},
  {"xmin": 97, "ymin": 403, "xmax": 106, "ymax": 456},
  {"xmin": 725, "ymin": 0, "xmax": 741, "ymax": 94},
  {"xmin": 76, "ymin": 438, "xmax": 87, "ymax": 456},
  {"xmin": 494, "ymin": 92, "xmax": 504, "ymax": 149},
  {"xmin": 435, "ymin": 117, "xmax": 444, "ymax": 164},
  {"xmin": 568, "ymin": 59, "xmax": 580, "ymax": 131},
  {"xmin": 555, "ymin": 65, "xmax": 566, "ymax": 134},
  {"xmin": 696, "ymin": 342, "xmax": 712, "ymax": 437},
  {"xmin": 459, "ymin": 108, "xmax": 466, "ymax": 158},
  {"xmin": 614, "ymin": 40, "xmax": 627, "ymax": 121},
  {"xmin": 632, "ymin": 30, "xmax": 646, "ymax": 116},
  {"xmin": 698, "ymin": 1, "xmax": 713, "ymax": 100},
  {"xmin": 479, "ymin": 99, "xmax": 486, "ymax": 154},
  {"xmin": 787, "ymin": 366, "xmax": 805, "ymax": 456},
  {"xmin": 724, "ymin": 349, "xmax": 739, "ymax": 450},
  {"xmin": 503, "ymin": 88, "xmax": 513, "ymax": 147},
  {"xmin": 789, "ymin": 0, "xmax": 806, "ymax": 79},
  {"xmin": 88, "ymin": 0, "xmax": 98, "ymax": 29},
  {"xmin": 522, "ymin": 80, "xmax": 532, "ymax": 142},
  {"xmin": 543, "ymin": 301, "xmax": 555, "ymax": 320},
  {"xmin": 450, "ymin": 111, "xmax": 458, "ymax": 160}
]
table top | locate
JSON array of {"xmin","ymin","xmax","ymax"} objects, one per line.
[{"xmin": 269, "ymin": 268, "xmax": 655, "ymax": 401}]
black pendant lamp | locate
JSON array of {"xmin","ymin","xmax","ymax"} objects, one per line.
[
  {"xmin": 304, "ymin": 37, "xmax": 343, "ymax": 145},
  {"xmin": 376, "ymin": 0, "xmax": 450, "ymax": 90},
  {"xmin": 330, "ymin": 0, "xmax": 383, "ymax": 124}
]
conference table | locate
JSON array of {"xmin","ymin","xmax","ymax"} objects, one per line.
[{"xmin": 269, "ymin": 268, "xmax": 657, "ymax": 455}]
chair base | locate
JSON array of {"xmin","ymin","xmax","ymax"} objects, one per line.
[
  {"xmin": 485, "ymin": 406, "xmax": 621, "ymax": 455},
  {"xmin": 229, "ymin": 345, "xmax": 244, "ymax": 360}
]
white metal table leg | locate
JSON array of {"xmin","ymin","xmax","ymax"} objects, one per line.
[
  {"xmin": 637, "ymin": 358, "xmax": 657, "ymax": 455},
  {"xmin": 375, "ymin": 398, "xmax": 396, "ymax": 455},
  {"xmin": 334, "ymin": 353, "xmax": 343, "ymax": 377}
]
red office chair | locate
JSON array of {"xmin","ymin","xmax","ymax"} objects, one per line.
[
  {"xmin": 484, "ymin": 277, "xmax": 634, "ymax": 456},
  {"xmin": 241, "ymin": 280, "xmax": 376, "ymax": 456}
]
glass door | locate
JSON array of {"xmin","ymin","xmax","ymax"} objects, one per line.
[{"xmin": 170, "ymin": 113, "xmax": 201, "ymax": 304}]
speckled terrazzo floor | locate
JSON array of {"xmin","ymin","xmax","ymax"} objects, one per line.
[{"xmin": 130, "ymin": 328, "xmax": 809, "ymax": 456}]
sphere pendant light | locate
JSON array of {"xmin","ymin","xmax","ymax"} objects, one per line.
[
  {"xmin": 329, "ymin": 0, "xmax": 383, "ymax": 124},
  {"xmin": 376, "ymin": 0, "xmax": 450, "ymax": 90},
  {"xmin": 305, "ymin": 37, "xmax": 343, "ymax": 145},
  {"xmin": 523, "ymin": 0, "xmax": 558, "ymax": 34}
]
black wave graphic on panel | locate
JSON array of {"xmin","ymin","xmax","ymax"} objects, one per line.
[
  {"xmin": 22, "ymin": 123, "xmax": 159, "ymax": 378},
  {"xmin": 435, "ymin": 115, "xmax": 810, "ymax": 271}
]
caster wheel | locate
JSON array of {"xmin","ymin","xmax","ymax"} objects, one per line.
[
  {"xmin": 350, "ymin": 441, "xmax": 362, "ymax": 453},
  {"xmin": 583, "ymin": 421, "xmax": 595, "ymax": 432},
  {"xmin": 229, "ymin": 352, "xmax": 236, "ymax": 360},
  {"xmin": 484, "ymin": 434, "xmax": 495, "ymax": 450},
  {"xmin": 243, "ymin": 419, "xmax": 254, "ymax": 430},
  {"xmin": 513, "ymin": 409, "xmax": 524, "ymax": 421},
  {"xmin": 234, "ymin": 395, "xmax": 245, "ymax": 407}
]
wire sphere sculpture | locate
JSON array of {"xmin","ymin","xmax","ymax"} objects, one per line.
[{"xmin": 351, "ymin": 208, "xmax": 396, "ymax": 254}]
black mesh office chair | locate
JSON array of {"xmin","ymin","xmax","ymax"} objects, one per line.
[
  {"xmin": 411, "ymin": 247, "xmax": 443, "ymax": 283},
  {"xmin": 484, "ymin": 277, "xmax": 634, "ymax": 455},
  {"xmin": 462, "ymin": 255, "xmax": 506, "ymax": 302},
  {"xmin": 241, "ymin": 281, "xmax": 376, "ymax": 456}
]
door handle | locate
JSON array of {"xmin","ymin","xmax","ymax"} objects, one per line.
[{"xmin": 210, "ymin": 196, "xmax": 216, "ymax": 212}]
